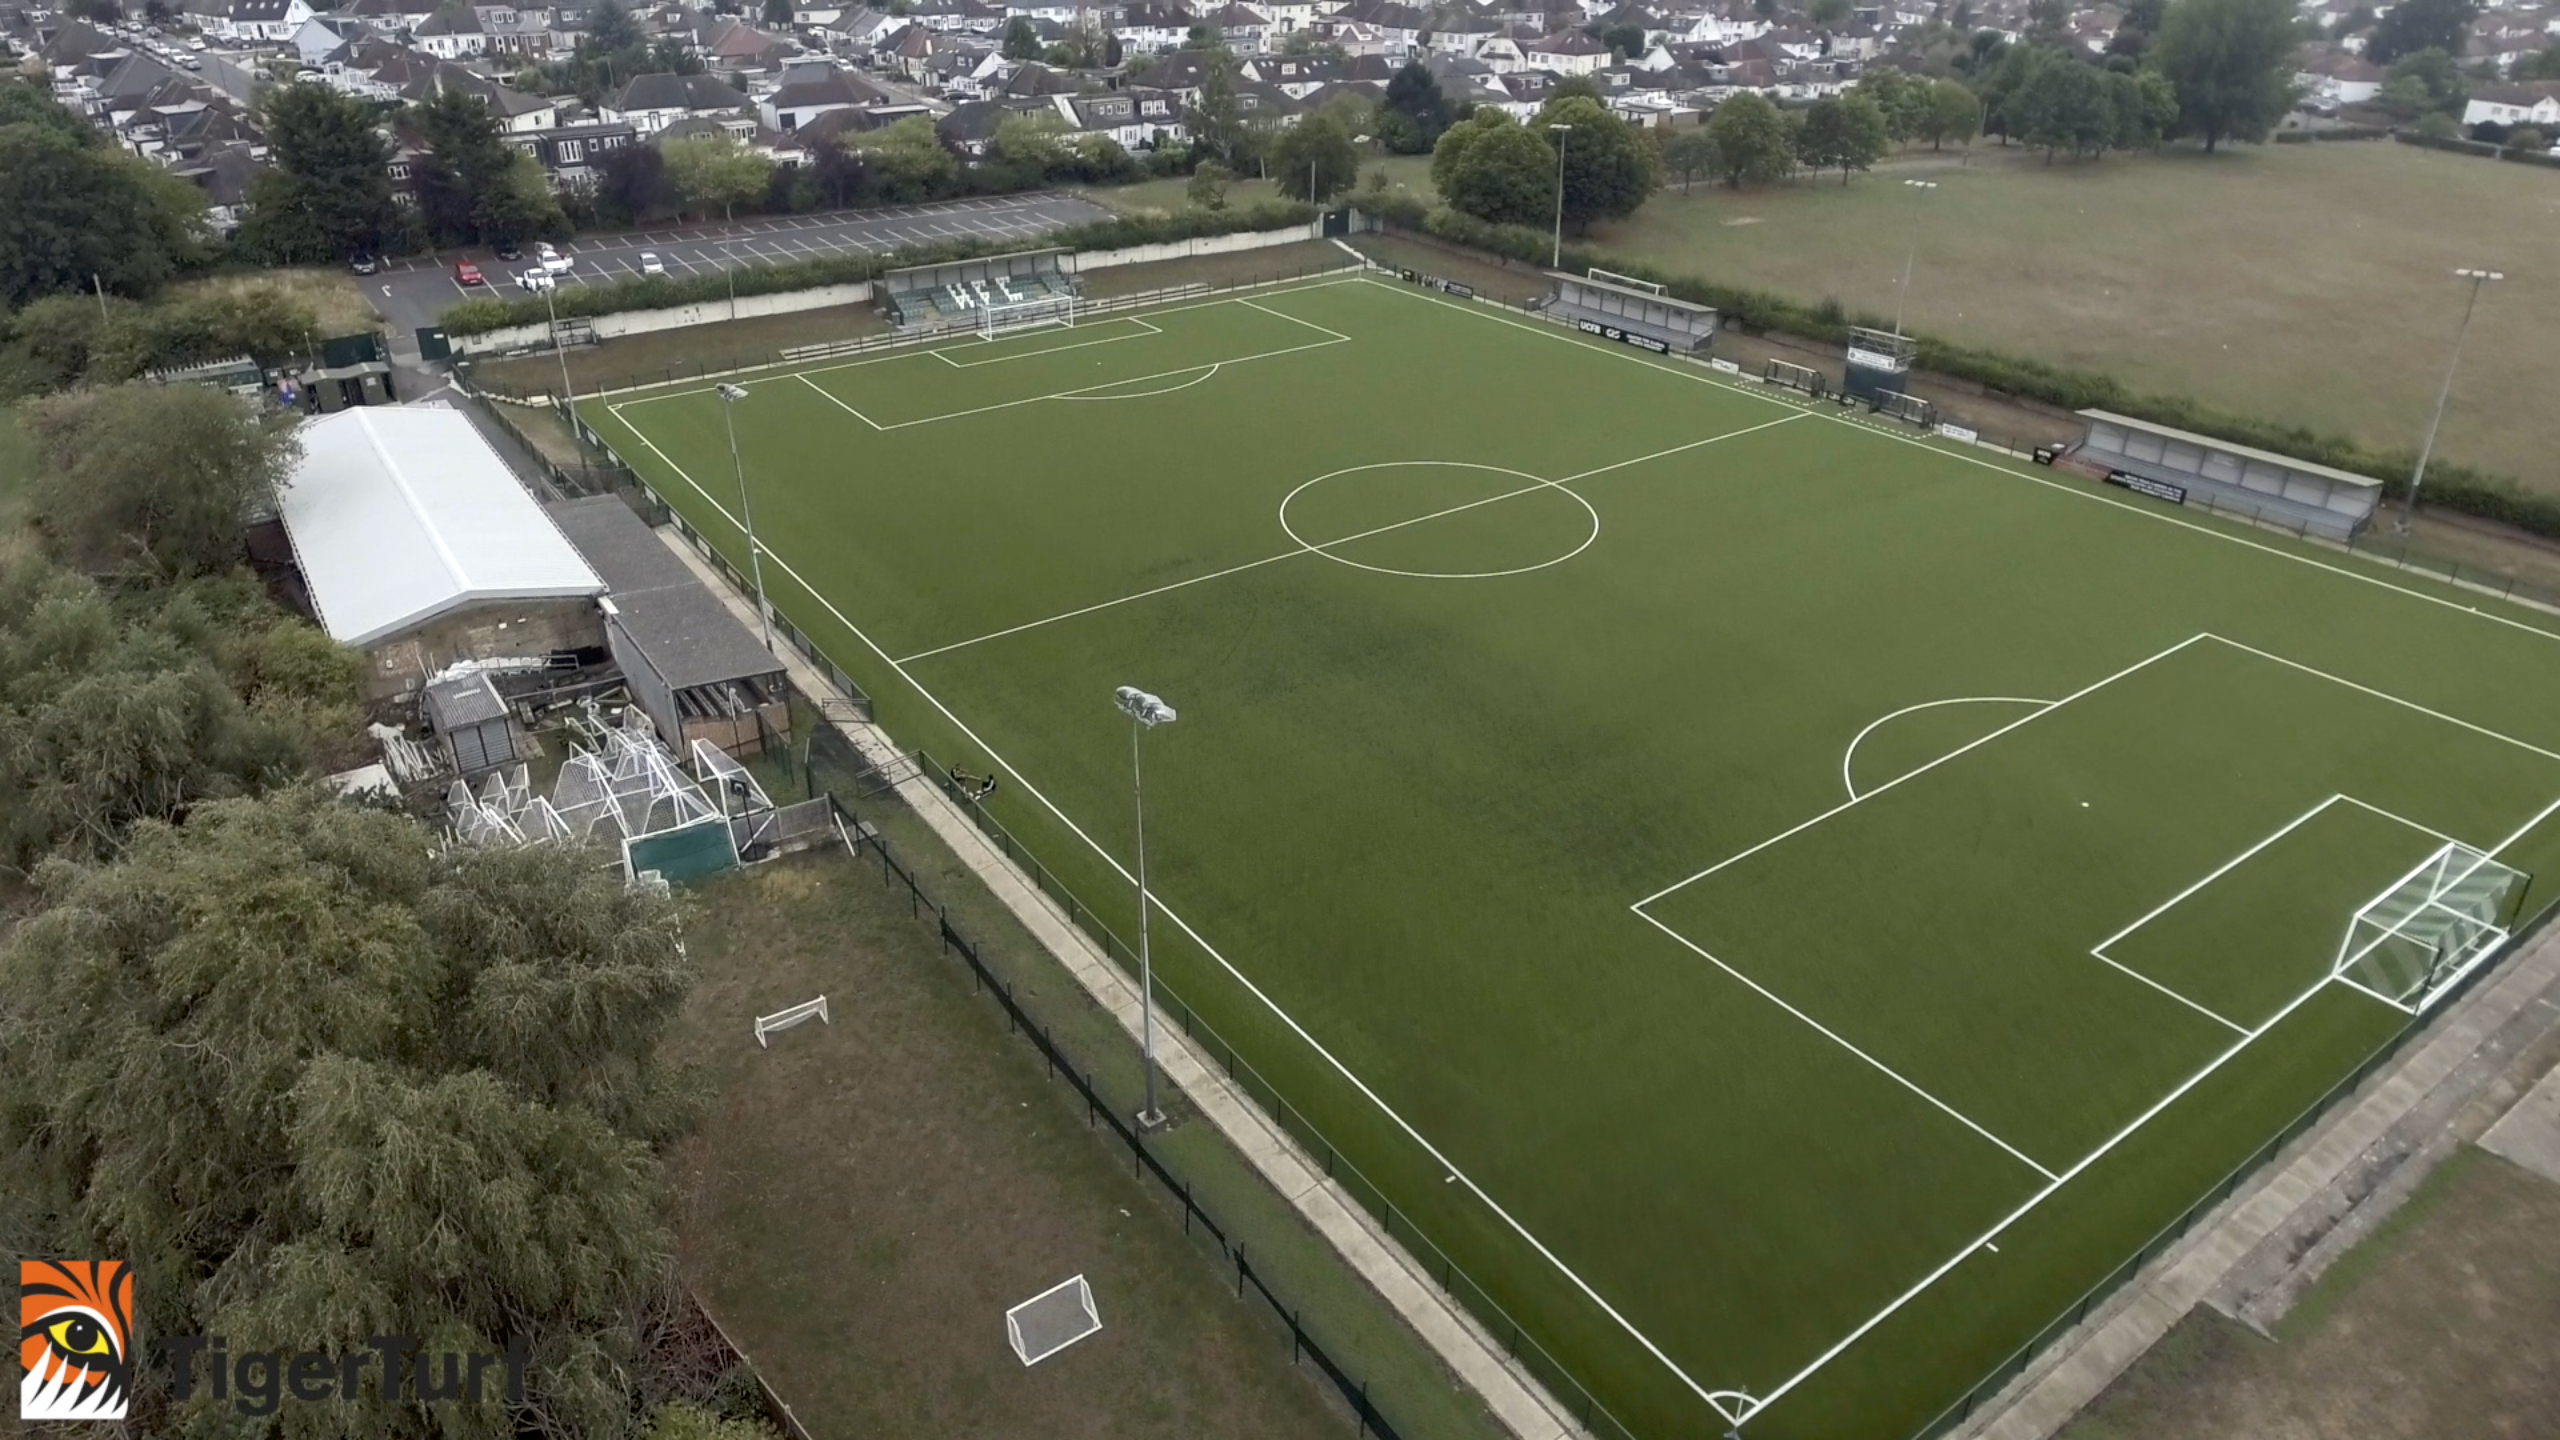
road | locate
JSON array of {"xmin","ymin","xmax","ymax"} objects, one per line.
[{"xmin": 365, "ymin": 191, "xmax": 1115, "ymax": 337}]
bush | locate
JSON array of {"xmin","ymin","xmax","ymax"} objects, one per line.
[{"xmin": 441, "ymin": 202, "xmax": 1318, "ymax": 336}]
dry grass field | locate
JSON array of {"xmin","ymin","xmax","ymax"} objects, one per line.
[{"xmin": 1594, "ymin": 140, "xmax": 2560, "ymax": 491}]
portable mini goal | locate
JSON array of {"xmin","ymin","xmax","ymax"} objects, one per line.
[
  {"xmin": 2333, "ymin": 841, "xmax": 2530, "ymax": 1012},
  {"xmin": 1005, "ymin": 1274, "xmax": 1102, "ymax": 1366}
]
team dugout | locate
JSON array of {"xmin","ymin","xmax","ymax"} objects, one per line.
[{"xmin": 2075, "ymin": 409, "xmax": 2386, "ymax": 541}]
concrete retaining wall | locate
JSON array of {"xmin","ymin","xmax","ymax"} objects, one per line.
[{"xmin": 452, "ymin": 221, "xmax": 1324, "ymax": 358}]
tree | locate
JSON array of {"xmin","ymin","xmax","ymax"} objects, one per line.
[
  {"xmin": 763, "ymin": 0, "xmax": 793, "ymax": 24},
  {"xmin": 2365, "ymin": 0, "xmax": 2477, "ymax": 64},
  {"xmin": 1661, "ymin": 126, "xmax": 1720, "ymax": 191},
  {"xmin": 661, "ymin": 133, "xmax": 772, "ymax": 220},
  {"xmin": 2153, "ymin": 0, "xmax": 2300, "ymax": 151},
  {"xmin": 0, "ymin": 551, "xmax": 356, "ymax": 865},
  {"xmin": 2107, "ymin": 67, "xmax": 2179, "ymax": 148},
  {"xmin": 1535, "ymin": 94, "xmax": 1657, "ymax": 227},
  {"xmin": 857, "ymin": 116, "xmax": 958, "ymax": 201},
  {"xmin": 803, "ymin": 131, "xmax": 868, "ymax": 209},
  {"xmin": 0, "ymin": 122, "xmax": 208, "ymax": 310},
  {"xmin": 2504, "ymin": 124, "xmax": 2547, "ymax": 154},
  {"xmin": 21, "ymin": 382, "xmax": 302, "ymax": 584},
  {"xmin": 2516, "ymin": 47, "xmax": 2560, "ymax": 81},
  {"xmin": 1001, "ymin": 14, "xmax": 1040, "ymax": 59},
  {"xmin": 1796, "ymin": 92, "xmax": 1890, "ymax": 181},
  {"xmin": 1379, "ymin": 58, "xmax": 1456, "ymax": 153},
  {"xmin": 1853, "ymin": 65, "xmax": 1929, "ymax": 143},
  {"xmin": 1598, "ymin": 21, "xmax": 1648, "ymax": 57},
  {"xmin": 244, "ymin": 81, "xmax": 399, "ymax": 260},
  {"xmin": 411, "ymin": 87, "xmax": 546, "ymax": 247},
  {"xmin": 0, "ymin": 788, "xmax": 695, "ymax": 1438},
  {"xmin": 1917, "ymin": 77, "xmax": 1983, "ymax": 148},
  {"xmin": 1808, "ymin": 0, "xmax": 1852, "ymax": 25},
  {"xmin": 1266, "ymin": 108, "xmax": 1361, "ymax": 203},
  {"xmin": 1187, "ymin": 50, "xmax": 1246, "ymax": 162},
  {"xmin": 586, "ymin": 0, "xmax": 645, "ymax": 53},
  {"xmin": 1701, "ymin": 91, "xmax": 1794, "ymax": 186},
  {"xmin": 2376, "ymin": 47, "xmax": 2467, "ymax": 119},
  {"xmin": 2012, "ymin": 57, "xmax": 2116, "ymax": 157},
  {"xmin": 598, "ymin": 140, "xmax": 677, "ymax": 223},
  {"xmin": 1187, "ymin": 159, "xmax": 1232, "ymax": 209},
  {"xmin": 1435, "ymin": 111, "xmax": 1556, "ymax": 225}
]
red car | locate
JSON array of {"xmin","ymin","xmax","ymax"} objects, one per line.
[{"xmin": 454, "ymin": 261, "xmax": 485, "ymax": 286}]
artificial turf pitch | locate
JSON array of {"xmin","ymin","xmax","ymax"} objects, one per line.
[{"xmin": 586, "ymin": 275, "xmax": 2560, "ymax": 1440}]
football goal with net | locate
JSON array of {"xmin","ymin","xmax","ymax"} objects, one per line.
[
  {"xmin": 2333, "ymin": 841, "xmax": 2530, "ymax": 1012},
  {"xmin": 981, "ymin": 290, "xmax": 1080, "ymax": 339}
]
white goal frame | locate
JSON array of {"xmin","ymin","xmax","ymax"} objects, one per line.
[
  {"xmin": 980, "ymin": 292, "xmax": 1080, "ymax": 340},
  {"xmin": 2332, "ymin": 840, "xmax": 2528, "ymax": 1012}
]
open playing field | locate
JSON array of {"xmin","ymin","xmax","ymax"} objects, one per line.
[{"xmin": 584, "ymin": 276, "xmax": 2560, "ymax": 1440}]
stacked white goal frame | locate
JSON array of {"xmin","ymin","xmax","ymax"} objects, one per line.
[
  {"xmin": 2333, "ymin": 840, "xmax": 2528, "ymax": 1012},
  {"xmin": 980, "ymin": 292, "xmax": 1080, "ymax": 340}
]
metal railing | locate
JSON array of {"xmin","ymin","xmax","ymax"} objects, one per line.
[
  {"xmin": 910, "ymin": 748, "xmax": 1641, "ymax": 1440},
  {"xmin": 812, "ymin": 765, "xmax": 1410, "ymax": 1440}
]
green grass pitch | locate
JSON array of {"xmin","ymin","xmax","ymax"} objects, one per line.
[{"xmin": 584, "ymin": 276, "xmax": 2560, "ymax": 1440}]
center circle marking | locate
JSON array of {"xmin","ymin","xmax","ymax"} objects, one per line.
[{"xmin": 1276, "ymin": 461, "xmax": 1599, "ymax": 579}]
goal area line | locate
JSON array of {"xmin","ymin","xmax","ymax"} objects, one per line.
[{"xmin": 1627, "ymin": 636, "xmax": 2560, "ymax": 1426}]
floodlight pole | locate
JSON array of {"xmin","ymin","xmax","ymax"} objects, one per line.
[
  {"xmin": 545, "ymin": 281, "xmax": 575, "ymax": 428},
  {"xmin": 716, "ymin": 383, "xmax": 775, "ymax": 652},
  {"xmin": 1891, "ymin": 178, "xmax": 1937, "ymax": 342},
  {"xmin": 1548, "ymin": 123, "xmax": 1573, "ymax": 269},
  {"xmin": 1114, "ymin": 685, "xmax": 1177, "ymax": 1132},
  {"xmin": 2400, "ymin": 266, "xmax": 2502, "ymax": 533}
]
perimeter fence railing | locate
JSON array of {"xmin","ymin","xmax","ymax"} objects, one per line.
[
  {"xmin": 455, "ymin": 257, "xmax": 1365, "ymax": 402},
  {"xmin": 1902, "ymin": 886, "xmax": 2560, "ymax": 1440},
  {"xmin": 903, "ymin": 744, "xmax": 1640, "ymax": 1440},
  {"xmin": 801, "ymin": 732, "xmax": 1411, "ymax": 1440}
]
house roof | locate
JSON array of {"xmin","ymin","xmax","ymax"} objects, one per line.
[
  {"xmin": 610, "ymin": 70, "xmax": 751, "ymax": 111},
  {"xmin": 546, "ymin": 495, "xmax": 778, "ymax": 691},
  {"xmin": 280, "ymin": 406, "xmax": 603, "ymax": 649}
]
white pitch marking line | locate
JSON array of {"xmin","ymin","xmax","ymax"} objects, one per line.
[
  {"xmin": 2201, "ymin": 632, "xmax": 2560, "ymax": 764},
  {"xmin": 895, "ymin": 415, "xmax": 1808, "ymax": 664},
  {"xmin": 1360, "ymin": 276, "xmax": 2560, "ymax": 650},
  {"xmin": 796, "ymin": 372, "xmax": 882, "ymax": 430},
  {"xmin": 1633, "ymin": 910, "xmax": 2062, "ymax": 1180},
  {"xmin": 595, "ymin": 401, "xmax": 1748, "ymax": 1429},
  {"xmin": 2086, "ymin": 952, "xmax": 2249, "ymax": 1037},
  {"xmin": 1840, "ymin": 696, "xmax": 2054, "ymax": 801},
  {"xmin": 1635, "ymin": 635, "xmax": 2214, "ymax": 909},
  {"xmin": 1236, "ymin": 295, "xmax": 1354, "ymax": 342},
  {"xmin": 2087, "ymin": 795, "xmax": 2354, "ymax": 958}
]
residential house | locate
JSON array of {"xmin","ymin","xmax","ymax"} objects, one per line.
[
  {"xmin": 184, "ymin": 0, "xmax": 315, "ymax": 42},
  {"xmin": 1523, "ymin": 27, "xmax": 1605, "ymax": 72},
  {"xmin": 759, "ymin": 60, "xmax": 906, "ymax": 128},
  {"xmin": 1209, "ymin": 2, "xmax": 1271, "ymax": 47},
  {"xmin": 1115, "ymin": 3, "xmax": 1197, "ymax": 50},
  {"xmin": 1053, "ymin": 86, "xmax": 1189, "ymax": 147},
  {"xmin": 2295, "ymin": 48, "xmax": 2383, "ymax": 107},
  {"xmin": 2463, "ymin": 79, "xmax": 2560, "ymax": 126},
  {"xmin": 407, "ymin": 61, "xmax": 558, "ymax": 130},
  {"xmin": 603, "ymin": 70, "xmax": 753, "ymax": 132},
  {"xmin": 508, "ymin": 118, "xmax": 637, "ymax": 186},
  {"xmin": 289, "ymin": 14, "xmax": 375, "ymax": 63},
  {"xmin": 411, "ymin": 7, "xmax": 487, "ymax": 58}
]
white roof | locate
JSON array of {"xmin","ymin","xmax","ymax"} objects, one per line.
[{"xmin": 280, "ymin": 406, "xmax": 603, "ymax": 648}]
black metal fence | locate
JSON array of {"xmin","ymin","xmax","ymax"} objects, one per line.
[
  {"xmin": 1903, "ymin": 888, "xmax": 2560, "ymax": 1440},
  {"xmin": 906, "ymin": 747, "xmax": 1642, "ymax": 1440},
  {"xmin": 813, "ymin": 763, "xmax": 1408, "ymax": 1440}
]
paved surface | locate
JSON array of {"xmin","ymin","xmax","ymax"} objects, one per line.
[
  {"xmin": 636, "ymin": 521, "xmax": 1584, "ymax": 1440},
  {"xmin": 362, "ymin": 192, "xmax": 1113, "ymax": 335},
  {"xmin": 1952, "ymin": 925, "xmax": 2560, "ymax": 1440},
  {"xmin": 2481, "ymin": 1041, "xmax": 2560, "ymax": 1184}
]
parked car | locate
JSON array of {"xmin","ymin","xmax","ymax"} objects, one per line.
[
  {"xmin": 454, "ymin": 261, "xmax": 484, "ymax": 286},
  {"xmin": 187, "ymin": 37, "xmax": 204, "ymax": 49},
  {"xmin": 639, "ymin": 252, "xmax": 664, "ymax": 276},
  {"xmin": 540, "ymin": 251, "xmax": 574, "ymax": 275},
  {"xmin": 494, "ymin": 242, "xmax": 523, "ymax": 262},
  {"xmin": 518, "ymin": 270, "xmax": 555, "ymax": 291},
  {"xmin": 178, "ymin": 55, "xmax": 199, "ymax": 68},
  {"xmin": 348, "ymin": 254, "xmax": 380, "ymax": 275}
]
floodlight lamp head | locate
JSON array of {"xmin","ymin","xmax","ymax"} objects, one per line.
[
  {"xmin": 1549, "ymin": 122, "xmax": 1572, "ymax": 131},
  {"xmin": 2455, "ymin": 267, "xmax": 2504, "ymax": 281},
  {"xmin": 716, "ymin": 383, "xmax": 749, "ymax": 402},
  {"xmin": 1114, "ymin": 686, "xmax": 1176, "ymax": 726}
]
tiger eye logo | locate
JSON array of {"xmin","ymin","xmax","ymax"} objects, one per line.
[{"xmin": 19, "ymin": 1261, "xmax": 133, "ymax": 1421}]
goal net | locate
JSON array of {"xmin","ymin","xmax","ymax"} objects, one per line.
[
  {"xmin": 980, "ymin": 292, "xmax": 1079, "ymax": 340},
  {"xmin": 2333, "ymin": 841, "xmax": 2529, "ymax": 1012}
]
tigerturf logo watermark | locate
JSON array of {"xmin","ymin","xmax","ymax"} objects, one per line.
[{"xmin": 18, "ymin": 1262, "xmax": 531, "ymax": 1422}]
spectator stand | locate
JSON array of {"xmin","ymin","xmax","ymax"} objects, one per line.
[
  {"xmin": 2074, "ymin": 409, "xmax": 2387, "ymax": 541},
  {"xmin": 879, "ymin": 248, "xmax": 1076, "ymax": 331},
  {"xmin": 1544, "ymin": 269, "xmax": 1717, "ymax": 357}
]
